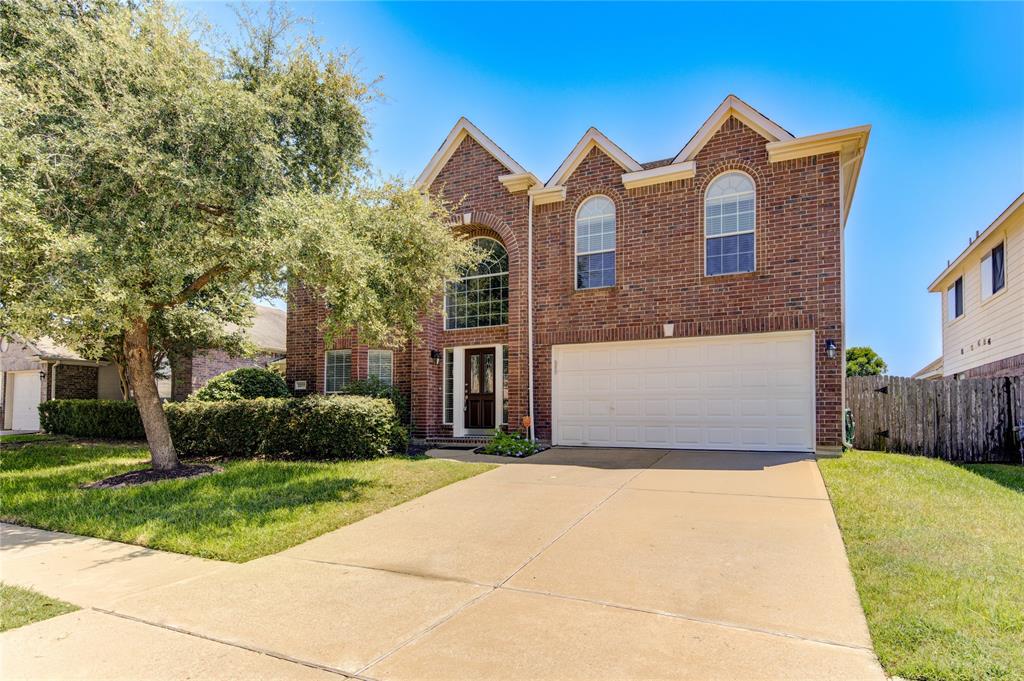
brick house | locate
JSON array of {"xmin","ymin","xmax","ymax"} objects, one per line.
[
  {"xmin": 2, "ymin": 305, "xmax": 286, "ymax": 431},
  {"xmin": 287, "ymin": 96, "xmax": 870, "ymax": 452}
]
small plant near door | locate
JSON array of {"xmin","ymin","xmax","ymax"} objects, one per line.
[{"xmin": 479, "ymin": 430, "xmax": 543, "ymax": 458}]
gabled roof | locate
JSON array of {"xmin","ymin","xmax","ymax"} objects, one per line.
[
  {"xmin": 674, "ymin": 95, "xmax": 794, "ymax": 163},
  {"xmin": 415, "ymin": 117, "xmax": 537, "ymax": 191},
  {"xmin": 928, "ymin": 192, "xmax": 1024, "ymax": 292},
  {"xmin": 545, "ymin": 127, "xmax": 642, "ymax": 187},
  {"xmin": 911, "ymin": 356, "xmax": 944, "ymax": 380},
  {"xmin": 225, "ymin": 305, "xmax": 286, "ymax": 354}
]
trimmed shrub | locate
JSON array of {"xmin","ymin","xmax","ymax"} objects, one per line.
[
  {"xmin": 167, "ymin": 396, "xmax": 407, "ymax": 459},
  {"xmin": 340, "ymin": 377, "xmax": 408, "ymax": 422},
  {"xmin": 38, "ymin": 396, "xmax": 407, "ymax": 459},
  {"xmin": 190, "ymin": 367, "xmax": 289, "ymax": 402},
  {"xmin": 38, "ymin": 400, "xmax": 145, "ymax": 439}
]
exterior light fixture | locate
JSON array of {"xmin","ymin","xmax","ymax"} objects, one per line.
[
  {"xmin": 430, "ymin": 349, "xmax": 442, "ymax": 365},
  {"xmin": 825, "ymin": 339, "xmax": 837, "ymax": 360}
]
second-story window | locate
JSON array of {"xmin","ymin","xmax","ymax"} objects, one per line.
[
  {"xmin": 575, "ymin": 196, "xmax": 616, "ymax": 289},
  {"xmin": 981, "ymin": 242, "xmax": 1005, "ymax": 300},
  {"xmin": 947, "ymin": 277, "xmax": 964, "ymax": 320},
  {"xmin": 445, "ymin": 237, "xmax": 509, "ymax": 329},
  {"xmin": 705, "ymin": 172, "xmax": 755, "ymax": 276}
]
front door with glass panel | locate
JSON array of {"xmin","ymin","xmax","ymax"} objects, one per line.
[{"xmin": 464, "ymin": 348, "xmax": 496, "ymax": 429}]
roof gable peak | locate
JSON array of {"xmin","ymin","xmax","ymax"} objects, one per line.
[
  {"xmin": 545, "ymin": 127, "xmax": 642, "ymax": 187},
  {"xmin": 673, "ymin": 95, "xmax": 794, "ymax": 163},
  {"xmin": 415, "ymin": 117, "xmax": 531, "ymax": 190}
]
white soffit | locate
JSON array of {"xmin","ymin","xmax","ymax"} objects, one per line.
[
  {"xmin": 415, "ymin": 117, "xmax": 531, "ymax": 191},
  {"xmin": 674, "ymin": 95, "xmax": 794, "ymax": 163},
  {"xmin": 621, "ymin": 161, "xmax": 697, "ymax": 190}
]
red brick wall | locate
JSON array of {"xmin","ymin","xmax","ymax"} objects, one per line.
[
  {"xmin": 961, "ymin": 353, "xmax": 1024, "ymax": 379},
  {"xmin": 287, "ymin": 116, "xmax": 846, "ymax": 446},
  {"xmin": 54, "ymin": 364, "xmax": 99, "ymax": 399},
  {"xmin": 172, "ymin": 349, "xmax": 282, "ymax": 401},
  {"xmin": 531, "ymin": 117, "xmax": 843, "ymax": 445}
]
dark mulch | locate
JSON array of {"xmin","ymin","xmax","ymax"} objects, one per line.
[{"xmin": 81, "ymin": 464, "xmax": 221, "ymax": 489}]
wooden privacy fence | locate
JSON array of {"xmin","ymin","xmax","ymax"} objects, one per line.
[{"xmin": 846, "ymin": 375, "xmax": 1023, "ymax": 463}]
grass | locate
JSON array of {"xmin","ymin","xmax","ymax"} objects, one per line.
[
  {"xmin": 0, "ymin": 441, "xmax": 493, "ymax": 562},
  {"xmin": 0, "ymin": 433, "xmax": 57, "ymax": 444},
  {"xmin": 819, "ymin": 451, "xmax": 1024, "ymax": 681},
  {"xmin": 0, "ymin": 584, "xmax": 78, "ymax": 632}
]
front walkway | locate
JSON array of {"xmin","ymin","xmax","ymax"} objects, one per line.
[{"xmin": 1, "ymin": 448, "xmax": 884, "ymax": 680}]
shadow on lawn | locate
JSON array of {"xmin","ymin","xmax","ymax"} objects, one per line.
[{"xmin": 963, "ymin": 463, "xmax": 1024, "ymax": 494}]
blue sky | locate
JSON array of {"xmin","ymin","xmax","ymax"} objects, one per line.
[{"xmin": 187, "ymin": 1, "xmax": 1024, "ymax": 376}]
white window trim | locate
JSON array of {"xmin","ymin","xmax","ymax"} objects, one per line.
[
  {"xmin": 946, "ymin": 277, "xmax": 964, "ymax": 322},
  {"xmin": 442, "ymin": 348, "xmax": 454, "ymax": 425},
  {"xmin": 368, "ymin": 349, "xmax": 394, "ymax": 386},
  {"xmin": 980, "ymin": 241, "xmax": 1007, "ymax": 304},
  {"xmin": 574, "ymin": 195, "xmax": 617, "ymax": 291},
  {"xmin": 324, "ymin": 349, "xmax": 352, "ymax": 394},
  {"xmin": 704, "ymin": 171, "xmax": 756, "ymax": 277},
  {"xmin": 443, "ymin": 237, "xmax": 509, "ymax": 330}
]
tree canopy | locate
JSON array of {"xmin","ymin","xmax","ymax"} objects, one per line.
[
  {"xmin": 0, "ymin": 0, "xmax": 476, "ymax": 468},
  {"xmin": 846, "ymin": 346, "xmax": 888, "ymax": 377}
]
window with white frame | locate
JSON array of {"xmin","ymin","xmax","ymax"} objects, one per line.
[
  {"xmin": 445, "ymin": 238, "xmax": 509, "ymax": 329},
  {"xmin": 443, "ymin": 349, "xmax": 454, "ymax": 424},
  {"xmin": 501, "ymin": 344, "xmax": 509, "ymax": 425},
  {"xmin": 368, "ymin": 350, "xmax": 393, "ymax": 386},
  {"xmin": 981, "ymin": 242, "xmax": 1006, "ymax": 300},
  {"xmin": 705, "ymin": 172, "xmax": 755, "ymax": 276},
  {"xmin": 575, "ymin": 196, "xmax": 616, "ymax": 289},
  {"xmin": 947, "ymin": 277, "xmax": 964, "ymax": 320},
  {"xmin": 325, "ymin": 350, "xmax": 351, "ymax": 393}
]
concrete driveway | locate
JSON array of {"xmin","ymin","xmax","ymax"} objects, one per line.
[{"xmin": 2, "ymin": 448, "xmax": 883, "ymax": 680}]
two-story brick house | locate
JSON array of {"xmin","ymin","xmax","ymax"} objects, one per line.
[{"xmin": 287, "ymin": 96, "xmax": 870, "ymax": 452}]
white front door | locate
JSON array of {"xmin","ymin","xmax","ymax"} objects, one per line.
[
  {"xmin": 10, "ymin": 371, "xmax": 42, "ymax": 431},
  {"xmin": 552, "ymin": 331, "xmax": 816, "ymax": 452}
]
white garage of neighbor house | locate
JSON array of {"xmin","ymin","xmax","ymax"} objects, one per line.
[
  {"xmin": 0, "ymin": 337, "xmax": 124, "ymax": 432},
  {"xmin": 551, "ymin": 330, "xmax": 816, "ymax": 452}
]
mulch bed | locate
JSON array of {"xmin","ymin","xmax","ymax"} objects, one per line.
[
  {"xmin": 81, "ymin": 464, "xmax": 221, "ymax": 490},
  {"xmin": 472, "ymin": 445, "xmax": 551, "ymax": 458}
]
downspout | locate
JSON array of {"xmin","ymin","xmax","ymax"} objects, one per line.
[{"xmin": 527, "ymin": 192, "xmax": 536, "ymax": 442}]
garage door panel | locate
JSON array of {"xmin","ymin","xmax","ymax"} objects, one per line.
[{"xmin": 553, "ymin": 331, "xmax": 815, "ymax": 452}]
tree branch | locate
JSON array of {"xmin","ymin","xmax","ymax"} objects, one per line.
[{"xmin": 156, "ymin": 263, "xmax": 232, "ymax": 308}]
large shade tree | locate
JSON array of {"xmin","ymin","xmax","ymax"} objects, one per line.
[{"xmin": 0, "ymin": 0, "xmax": 475, "ymax": 469}]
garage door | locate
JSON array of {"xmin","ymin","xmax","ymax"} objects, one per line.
[
  {"xmin": 552, "ymin": 331, "xmax": 815, "ymax": 452},
  {"xmin": 10, "ymin": 371, "xmax": 42, "ymax": 431}
]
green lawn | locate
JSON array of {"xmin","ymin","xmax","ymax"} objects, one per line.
[
  {"xmin": 0, "ymin": 442, "xmax": 493, "ymax": 562},
  {"xmin": 0, "ymin": 584, "xmax": 77, "ymax": 632},
  {"xmin": 819, "ymin": 451, "xmax": 1024, "ymax": 681}
]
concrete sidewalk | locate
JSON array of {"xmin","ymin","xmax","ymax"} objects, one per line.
[{"xmin": 1, "ymin": 448, "xmax": 884, "ymax": 680}]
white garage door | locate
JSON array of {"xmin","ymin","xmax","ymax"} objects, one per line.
[
  {"xmin": 552, "ymin": 331, "xmax": 815, "ymax": 452},
  {"xmin": 10, "ymin": 371, "xmax": 42, "ymax": 431}
]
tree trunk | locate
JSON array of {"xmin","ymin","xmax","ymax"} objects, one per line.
[{"xmin": 124, "ymin": 318, "xmax": 178, "ymax": 470}]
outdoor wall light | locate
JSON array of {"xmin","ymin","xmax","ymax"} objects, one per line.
[
  {"xmin": 825, "ymin": 339, "xmax": 838, "ymax": 359},
  {"xmin": 430, "ymin": 349, "xmax": 442, "ymax": 365}
]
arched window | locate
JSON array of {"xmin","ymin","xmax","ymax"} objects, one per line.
[
  {"xmin": 705, "ymin": 172, "xmax": 755, "ymax": 276},
  {"xmin": 445, "ymin": 237, "xmax": 509, "ymax": 329},
  {"xmin": 576, "ymin": 196, "xmax": 616, "ymax": 289}
]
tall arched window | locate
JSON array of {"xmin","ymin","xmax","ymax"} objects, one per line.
[
  {"xmin": 576, "ymin": 196, "xmax": 616, "ymax": 289},
  {"xmin": 705, "ymin": 172, "xmax": 755, "ymax": 276},
  {"xmin": 445, "ymin": 237, "xmax": 509, "ymax": 329}
]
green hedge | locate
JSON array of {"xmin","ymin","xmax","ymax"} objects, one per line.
[
  {"xmin": 191, "ymin": 367, "xmax": 290, "ymax": 402},
  {"xmin": 37, "ymin": 396, "xmax": 407, "ymax": 459},
  {"xmin": 39, "ymin": 400, "xmax": 145, "ymax": 439}
]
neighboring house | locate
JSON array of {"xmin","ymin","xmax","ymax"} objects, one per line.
[
  {"xmin": 911, "ymin": 356, "xmax": 944, "ymax": 380},
  {"xmin": 1, "ymin": 305, "xmax": 286, "ymax": 431},
  {"xmin": 288, "ymin": 95, "xmax": 870, "ymax": 453},
  {"xmin": 170, "ymin": 305, "xmax": 287, "ymax": 401},
  {"xmin": 0, "ymin": 338, "xmax": 124, "ymax": 431},
  {"xmin": 927, "ymin": 192, "xmax": 1024, "ymax": 379}
]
